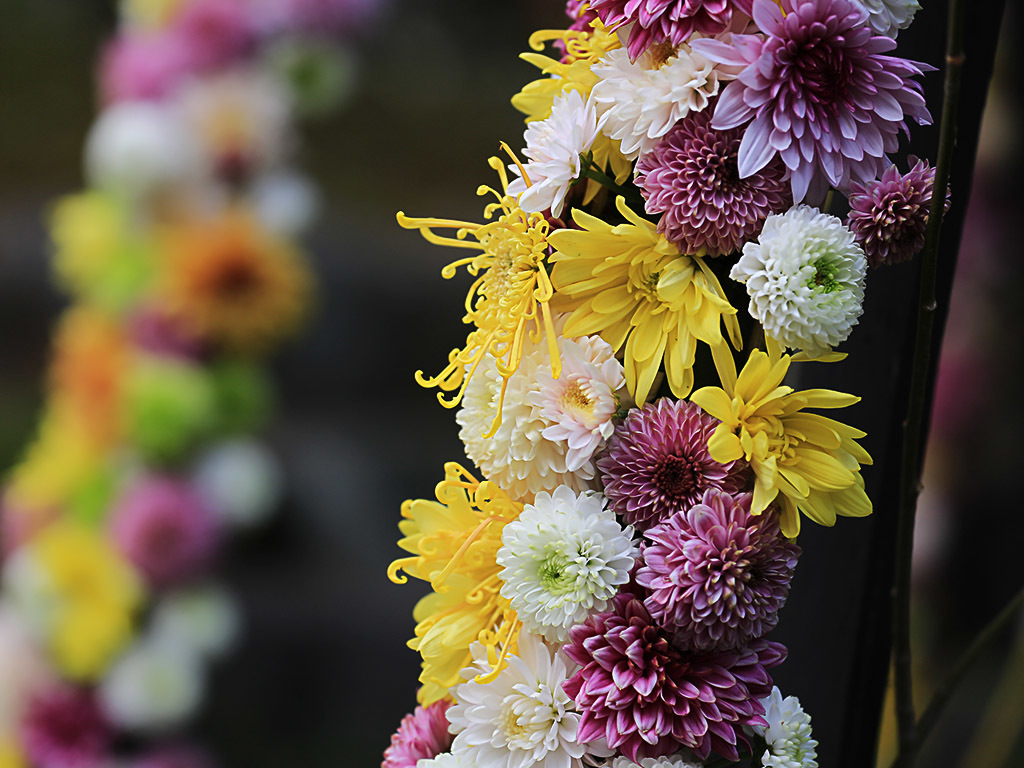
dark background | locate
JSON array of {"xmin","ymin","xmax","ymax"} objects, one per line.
[{"xmin": 0, "ymin": 1, "xmax": 1021, "ymax": 766}]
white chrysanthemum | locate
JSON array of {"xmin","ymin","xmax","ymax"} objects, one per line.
[
  {"xmin": 755, "ymin": 687, "xmax": 819, "ymax": 768},
  {"xmin": 591, "ymin": 43, "xmax": 727, "ymax": 160},
  {"xmin": 854, "ymin": 0, "xmax": 920, "ymax": 37},
  {"xmin": 99, "ymin": 638, "xmax": 204, "ymax": 731},
  {"xmin": 0, "ymin": 601, "xmax": 52, "ymax": 733},
  {"xmin": 151, "ymin": 584, "xmax": 240, "ymax": 660},
  {"xmin": 731, "ymin": 205, "xmax": 867, "ymax": 355},
  {"xmin": 457, "ymin": 329, "xmax": 626, "ymax": 502},
  {"xmin": 192, "ymin": 439, "xmax": 283, "ymax": 528},
  {"xmin": 507, "ymin": 89, "xmax": 605, "ymax": 218},
  {"xmin": 448, "ymin": 632, "xmax": 585, "ymax": 768},
  {"xmin": 609, "ymin": 755, "xmax": 703, "ymax": 768},
  {"xmin": 250, "ymin": 171, "xmax": 320, "ymax": 236},
  {"xmin": 497, "ymin": 486, "xmax": 635, "ymax": 643},
  {"xmin": 417, "ymin": 753, "xmax": 469, "ymax": 768},
  {"xmin": 85, "ymin": 101, "xmax": 200, "ymax": 199},
  {"xmin": 2, "ymin": 549, "xmax": 56, "ymax": 638}
]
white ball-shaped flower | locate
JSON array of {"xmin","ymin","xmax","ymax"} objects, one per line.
[
  {"xmin": 854, "ymin": 0, "xmax": 921, "ymax": 37},
  {"xmin": 610, "ymin": 755, "xmax": 703, "ymax": 768},
  {"xmin": 755, "ymin": 687, "xmax": 819, "ymax": 768},
  {"xmin": 192, "ymin": 439, "xmax": 283, "ymax": 528},
  {"xmin": 497, "ymin": 486, "xmax": 635, "ymax": 643},
  {"xmin": 417, "ymin": 754, "xmax": 468, "ymax": 768},
  {"xmin": 731, "ymin": 205, "xmax": 867, "ymax": 355},
  {"xmin": 150, "ymin": 584, "xmax": 240, "ymax": 661}
]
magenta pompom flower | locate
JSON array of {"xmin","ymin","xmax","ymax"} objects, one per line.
[
  {"xmin": 111, "ymin": 476, "xmax": 221, "ymax": 589},
  {"xmin": 563, "ymin": 594, "xmax": 786, "ymax": 762},
  {"xmin": 693, "ymin": 0, "xmax": 932, "ymax": 203},
  {"xmin": 847, "ymin": 157, "xmax": 949, "ymax": 267},
  {"xmin": 597, "ymin": 399, "xmax": 748, "ymax": 532},
  {"xmin": 637, "ymin": 489, "xmax": 801, "ymax": 652},
  {"xmin": 20, "ymin": 685, "xmax": 113, "ymax": 768},
  {"xmin": 382, "ymin": 700, "xmax": 454, "ymax": 768},
  {"xmin": 636, "ymin": 106, "xmax": 791, "ymax": 255},
  {"xmin": 173, "ymin": 0, "xmax": 255, "ymax": 74},
  {"xmin": 590, "ymin": 0, "xmax": 754, "ymax": 60}
]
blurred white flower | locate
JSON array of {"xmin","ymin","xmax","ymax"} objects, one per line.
[
  {"xmin": 250, "ymin": 171, "xmax": 320, "ymax": 236},
  {"xmin": 0, "ymin": 601, "xmax": 52, "ymax": 734},
  {"xmin": 151, "ymin": 584, "xmax": 241, "ymax": 661},
  {"xmin": 192, "ymin": 439, "xmax": 283, "ymax": 528}
]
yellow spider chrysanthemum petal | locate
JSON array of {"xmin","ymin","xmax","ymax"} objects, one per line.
[
  {"xmin": 549, "ymin": 197, "xmax": 741, "ymax": 405},
  {"xmin": 389, "ymin": 463, "xmax": 523, "ymax": 705},
  {"xmin": 397, "ymin": 158, "xmax": 559, "ymax": 435},
  {"xmin": 690, "ymin": 348, "xmax": 873, "ymax": 538}
]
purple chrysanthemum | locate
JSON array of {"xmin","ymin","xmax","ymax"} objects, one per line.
[
  {"xmin": 21, "ymin": 685, "xmax": 113, "ymax": 768},
  {"xmin": 693, "ymin": 0, "xmax": 932, "ymax": 203},
  {"xmin": 381, "ymin": 700, "xmax": 454, "ymax": 768},
  {"xmin": 637, "ymin": 489, "xmax": 801, "ymax": 652},
  {"xmin": 847, "ymin": 157, "xmax": 949, "ymax": 267},
  {"xmin": 636, "ymin": 106, "xmax": 791, "ymax": 255},
  {"xmin": 110, "ymin": 476, "xmax": 220, "ymax": 589},
  {"xmin": 591, "ymin": 0, "xmax": 754, "ymax": 60},
  {"xmin": 563, "ymin": 593, "xmax": 786, "ymax": 762},
  {"xmin": 597, "ymin": 399, "xmax": 749, "ymax": 532}
]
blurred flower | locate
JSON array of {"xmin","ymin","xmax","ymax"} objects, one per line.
[
  {"xmin": 100, "ymin": 32, "xmax": 191, "ymax": 103},
  {"xmin": 636, "ymin": 105, "xmax": 790, "ymax": 256},
  {"xmin": 694, "ymin": 0, "xmax": 931, "ymax": 202},
  {"xmin": 150, "ymin": 584, "xmax": 240, "ymax": 659},
  {"xmin": 172, "ymin": 0, "xmax": 254, "ymax": 73},
  {"xmin": 853, "ymin": 0, "xmax": 920, "ymax": 37},
  {"xmin": 207, "ymin": 361, "xmax": 272, "ymax": 436},
  {"xmin": 847, "ymin": 158, "xmax": 948, "ymax": 268},
  {"xmin": 756, "ymin": 687, "xmax": 819, "ymax": 768},
  {"xmin": 388, "ymin": 464, "xmax": 522, "ymax": 706},
  {"xmin": 497, "ymin": 487, "xmax": 635, "ymax": 643},
  {"xmin": 637, "ymin": 489, "xmax": 800, "ymax": 651},
  {"xmin": 191, "ymin": 439, "xmax": 282, "ymax": 528},
  {"xmin": 156, "ymin": 210, "xmax": 310, "ymax": 353},
  {"xmin": 382, "ymin": 700, "xmax": 453, "ymax": 768},
  {"xmin": 731, "ymin": 206, "xmax": 867, "ymax": 355},
  {"xmin": 249, "ymin": 171, "xmax": 320, "ymax": 236},
  {"xmin": 549, "ymin": 198, "xmax": 741, "ymax": 404},
  {"xmin": 0, "ymin": 602, "xmax": 53, "ymax": 737},
  {"xmin": 691, "ymin": 349, "xmax": 872, "ymax": 537},
  {"xmin": 20, "ymin": 685, "xmax": 112, "ymax": 768},
  {"xmin": 0, "ymin": 738, "xmax": 26, "ymax": 768},
  {"xmin": 265, "ymin": 38, "xmax": 355, "ymax": 118},
  {"xmin": 129, "ymin": 307, "xmax": 205, "ymax": 361},
  {"xmin": 121, "ymin": 0, "xmax": 187, "ymax": 30},
  {"xmin": 598, "ymin": 399, "xmax": 748, "ymax": 532},
  {"xmin": 111, "ymin": 476, "xmax": 220, "ymax": 590},
  {"xmin": 563, "ymin": 593, "xmax": 785, "ymax": 761}
]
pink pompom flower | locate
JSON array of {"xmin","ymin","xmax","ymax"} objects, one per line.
[
  {"xmin": 381, "ymin": 700, "xmax": 453, "ymax": 768},
  {"xmin": 20, "ymin": 685, "xmax": 113, "ymax": 768}
]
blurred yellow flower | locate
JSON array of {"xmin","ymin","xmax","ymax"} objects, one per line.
[
  {"xmin": 389, "ymin": 463, "xmax": 522, "ymax": 706},
  {"xmin": 0, "ymin": 738, "xmax": 25, "ymax": 768}
]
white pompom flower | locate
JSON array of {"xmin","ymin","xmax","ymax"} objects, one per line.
[
  {"xmin": 731, "ymin": 205, "xmax": 867, "ymax": 355},
  {"xmin": 417, "ymin": 754, "xmax": 469, "ymax": 768},
  {"xmin": 854, "ymin": 0, "xmax": 921, "ymax": 38},
  {"xmin": 497, "ymin": 486, "xmax": 635, "ymax": 643},
  {"xmin": 150, "ymin": 584, "xmax": 241, "ymax": 661},
  {"xmin": 755, "ymin": 687, "xmax": 819, "ymax": 768},
  {"xmin": 609, "ymin": 755, "xmax": 702, "ymax": 768},
  {"xmin": 507, "ymin": 89, "xmax": 605, "ymax": 218},
  {"xmin": 192, "ymin": 439, "xmax": 283, "ymax": 528}
]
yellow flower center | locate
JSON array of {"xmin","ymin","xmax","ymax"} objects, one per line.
[{"xmin": 560, "ymin": 381, "xmax": 594, "ymax": 414}]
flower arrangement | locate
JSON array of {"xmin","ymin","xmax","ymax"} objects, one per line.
[
  {"xmin": 0, "ymin": 1, "xmax": 378, "ymax": 765},
  {"xmin": 385, "ymin": 1, "xmax": 964, "ymax": 767}
]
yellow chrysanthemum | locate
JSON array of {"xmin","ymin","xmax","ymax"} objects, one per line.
[
  {"xmin": 26, "ymin": 522, "xmax": 142, "ymax": 680},
  {"xmin": 50, "ymin": 193, "xmax": 126, "ymax": 298},
  {"xmin": 548, "ymin": 197, "xmax": 741, "ymax": 405},
  {"xmin": 389, "ymin": 463, "xmax": 522, "ymax": 706},
  {"xmin": 690, "ymin": 348, "xmax": 873, "ymax": 538},
  {"xmin": 156, "ymin": 209, "xmax": 311, "ymax": 353},
  {"xmin": 0, "ymin": 737, "xmax": 25, "ymax": 768},
  {"xmin": 397, "ymin": 158, "xmax": 560, "ymax": 435}
]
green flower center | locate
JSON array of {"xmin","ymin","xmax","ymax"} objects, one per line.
[
  {"xmin": 539, "ymin": 551, "xmax": 575, "ymax": 595},
  {"xmin": 808, "ymin": 256, "xmax": 841, "ymax": 293}
]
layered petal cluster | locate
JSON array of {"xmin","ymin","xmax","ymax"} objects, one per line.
[
  {"xmin": 382, "ymin": 700, "xmax": 453, "ymax": 768},
  {"xmin": 854, "ymin": 0, "xmax": 920, "ymax": 38},
  {"xmin": 597, "ymin": 398, "xmax": 748, "ymax": 531},
  {"xmin": 691, "ymin": 349, "xmax": 873, "ymax": 537},
  {"xmin": 756, "ymin": 687, "xmax": 820, "ymax": 767},
  {"xmin": 695, "ymin": 0, "xmax": 932, "ymax": 202},
  {"xmin": 563, "ymin": 594, "xmax": 785, "ymax": 762},
  {"xmin": 19, "ymin": 685, "xmax": 112, "ymax": 768},
  {"xmin": 549, "ymin": 198, "xmax": 741, "ymax": 404},
  {"xmin": 388, "ymin": 464, "xmax": 523, "ymax": 705},
  {"xmin": 636, "ymin": 489, "xmax": 800, "ymax": 651}
]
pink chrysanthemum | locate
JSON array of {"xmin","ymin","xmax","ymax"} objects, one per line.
[
  {"xmin": 591, "ymin": 0, "xmax": 754, "ymax": 60},
  {"xmin": 382, "ymin": 700, "xmax": 454, "ymax": 768},
  {"xmin": 563, "ymin": 594, "xmax": 786, "ymax": 762},
  {"xmin": 636, "ymin": 106, "xmax": 791, "ymax": 255},
  {"xmin": 20, "ymin": 685, "xmax": 113, "ymax": 768},
  {"xmin": 130, "ymin": 308, "xmax": 205, "ymax": 361},
  {"xmin": 110, "ymin": 476, "xmax": 220, "ymax": 589},
  {"xmin": 597, "ymin": 399, "xmax": 748, "ymax": 532},
  {"xmin": 99, "ymin": 33, "xmax": 191, "ymax": 104},
  {"xmin": 693, "ymin": 0, "xmax": 932, "ymax": 202},
  {"xmin": 566, "ymin": 0, "xmax": 600, "ymax": 30},
  {"xmin": 847, "ymin": 157, "xmax": 949, "ymax": 267},
  {"xmin": 637, "ymin": 489, "xmax": 801, "ymax": 652}
]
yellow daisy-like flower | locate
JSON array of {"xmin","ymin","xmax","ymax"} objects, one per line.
[
  {"xmin": 156, "ymin": 209, "xmax": 310, "ymax": 353},
  {"xmin": 388, "ymin": 463, "xmax": 522, "ymax": 706},
  {"xmin": 397, "ymin": 157, "xmax": 559, "ymax": 435},
  {"xmin": 690, "ymin": 348, "xmax": 873, "ymax": 538},
  {"xmin": 548, "ymin": 197, "xmax": 741, "ymax": 405}
]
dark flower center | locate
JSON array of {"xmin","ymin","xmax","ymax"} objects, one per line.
[
  {"xmin": 792, "ymin": 42, "xmax": 854, "ymax": 111},
  {"xmin": 653, "ymin": 454, "xmax": 699, "ymax": 499},
  {"xmin": 212, "ymin": 255, "xmax": 261, "ymax": 298}
]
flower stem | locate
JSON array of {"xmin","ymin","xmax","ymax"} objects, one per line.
[{"xmin": 891, "ymin": 0, "xmax": 967, "ymax": 765}]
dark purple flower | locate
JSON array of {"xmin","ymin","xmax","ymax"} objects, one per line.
[
  {"xmin": 693, "ymin": 0, "xmax": 932, "ymax": 203},
  {"xmin": 110, "ymin": 476, "xmax": 220, "ymax": 589},
  {"xmin": 847, "ymin": 157, "xmax": 950, "ymax": 267},
  {"xmin": 21, "ymin": 685, "xmax": 112, "ymax": 768},
  {"xmin": 636, "ymin": 105, "xmax": 791, "ymax": 255},
  {"xmin": 381, "ymin": 700, "xmax": 453, "ymax": 768},
  {"xmin": 637, "ymin": 489, "xmax": 801, "ymax": 651},
  {"xmin": 597, "ymin": 399, "xmax": 749, "ymax": 532},
  {"xmin": 563, "ymin": 593, "xmax": 786, "ymax": 761},
  {"xmin": 591, "ymin": 0, "xmax": 754, "ymax": 60}
]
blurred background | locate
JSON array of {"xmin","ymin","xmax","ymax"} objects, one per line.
[{"xmin": 0, "ymin": 0, "xmax": 1021, "ymax": 766}]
